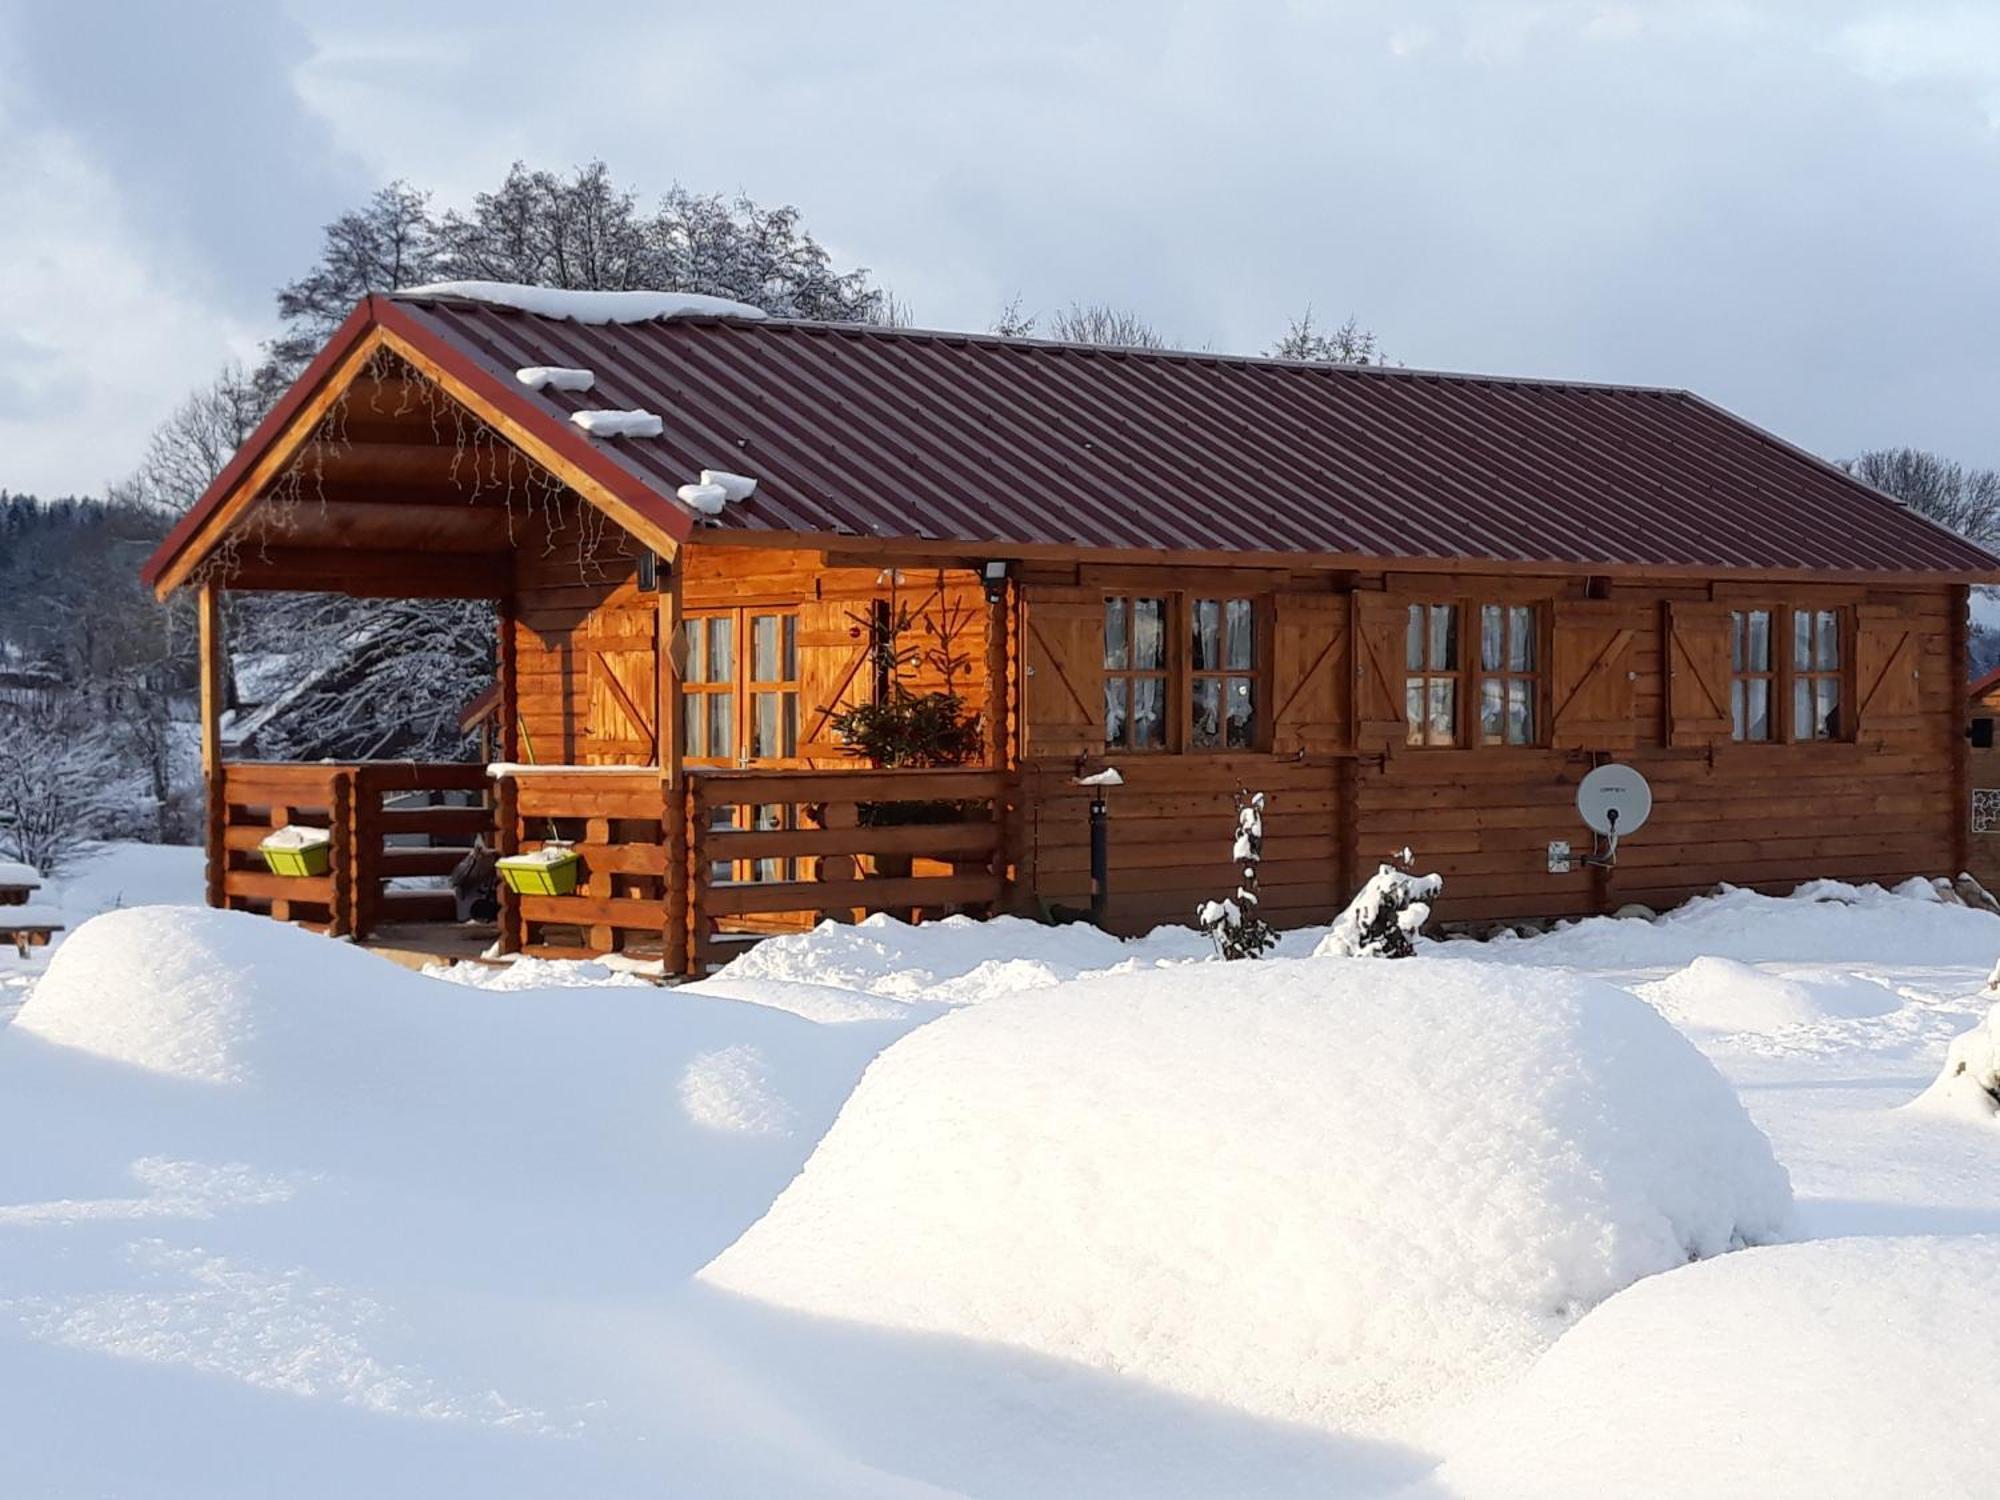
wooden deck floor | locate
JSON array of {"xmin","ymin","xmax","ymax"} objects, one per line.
[{"xmin": 358, "ymin": 922, "xmax": 502, "ymax": 972}]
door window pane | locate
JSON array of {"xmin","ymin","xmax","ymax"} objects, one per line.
[
  {"xmin": 1132, "ymin": 676, "xmax": 1166, "ymax": 748},
  {"xmin": 685, "ymin": 697, "xmax": 704, "ymax": 759},
  {"xmin": 1817, "ymin": 610, "xmax": 1839, "ymax": 666},
  {"xmin": 1225, "ymin": 599, "xmax": 1254, "ymax": 670},
  {"xmin": 1480, "ymin": 604, "xmax": 1504, "ymax": 672},
  {"xmin": 709, "ymin": 692, "xmax": 735, "ymax": 758},
  {"xmin": 1509, "ymin": 606, "xmax": 1535, "ymax": 671},
  {"xmin": 1225, "ymin": 678, "xmax": 1253, "ymax": 748},
  {"xmin": 707, "ymin": 615, "xmax": 734, "ymax": 683},
  {"xmin": 1406, "ymin": 680, "xmax": 1426, "ymax": 745},
  {"xmin": 1744, "ymin": 679, "xmax": 1770, "ymax": 741},
  {"xmin": 1407, "ymin": 604, "xmax": 1425, "ymax": 670},
  {"xmin": 1104, "ymin": 598, "xmax": 1128, "ymax": 669},
  {"xmin": 1192, "ymin": 599, "xmax": 1221, "ymax": 671},
  {"xmin": 1132, "ymin": 598, "xmax": 1166, "ymax": 670},
  {"xmin": 1105, "ymin": 680, "xmax": 1128, "ymax": 747},
  {"xmin": 686, "ymin": 619, "xmax": 708, "ymax": 684},
  {"xmin": 752, "ymin": 692, "xmax": 796, "ymax": 758},
  {"xmin": 751, "ymin": 614, "xmax": 794, "ymax": 681},
  {"xmin": 1817, "ymin": 677, "xmax": 1840, "ymax": 738},
  {"xmin": 1429, "ymin": 605, "xmax": 1458, "ymax": 670},
  {"xmin": 1192, "ymin": 676, "xmax": 1220, "ymax": 748}
]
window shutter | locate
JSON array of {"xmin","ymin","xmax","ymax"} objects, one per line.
[
  {"xmin": 797, "ymin": 596, "xmax": 873, "ymax": 762},
  {"xmin": 1666, "ymin": 601, "xmax": 1733, "ymax": 746},
  {"xmin": 1021, "ymin": 586, "xmax": 1104, "ymax": 759},
  {"xmin": 1855, "ymin": 602, "xmax": 1921, "ymax": 733},
  {"xmin": 1549, "ymin": 601, "xmax": 1641, "ymax": 750},
  {"xmin": 1352, "ymin": 591, "xmax": 1408, "ymax": 749},
  {"xmin": 584, "ymin": 647, "xmax": 658, "ymax": 764},
  {"xmin": 1270, "ymin": 592, "xmax": 1348, "ymax": 755}
]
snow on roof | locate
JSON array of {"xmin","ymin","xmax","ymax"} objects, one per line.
[
  {"xmin": 0, "ymin": 860, "xmax": 42, "ymax": 887},
  {"xmin": 397, "ymin": 281, "xmax": 767, "ymax": 324},
  {"xmin": 515, "ymin": 365, "xmax": 595, "ymax": 393},
  {"xmin": 570, "ymin": 409, "xmax": 664, "ymax": 439}
]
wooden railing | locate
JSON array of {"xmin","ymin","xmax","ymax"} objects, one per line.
[
  {"xmin": 218, "ymin": 761, "xmax": 1013, "ymax": 973},
  {"xmin": 686, "ymin": 767, "xmax": 1010, "ymax": 975},
  {"xmin": 494, "ymin": 768, "xmax": 674, "ymax": 961},
  {"xmin": 215, "ymin": 763, "xmax": 356, "ymax": 934},
  {"xmin": 215, "ymin": 761, "xmax": 492, "ymax": 939},
  {"xmin": 350, "ymin": 763, "xmax": 494, "ymax": 937}
]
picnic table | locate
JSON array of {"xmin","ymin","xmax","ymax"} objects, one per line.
[
  {"xmin": 0, "ymin": 863, "xmax": 60, "ymax": 956},
  {"xmin": 0, "ymin": 859, "xmax": 41, "ymax": 906}
]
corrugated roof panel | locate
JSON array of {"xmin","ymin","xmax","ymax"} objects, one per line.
[{"xmin": 395, "ymin": 297, "xmax": 2000, "ymax": 578}]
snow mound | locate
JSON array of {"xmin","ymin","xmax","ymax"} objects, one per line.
[
  {"xmin": 1489, "ymin": 880, "xmax": 2000, "ymax": 970},
  {"xmin": 13, "ymin": 907, "xmax": 326, "ymax": 1084},
  {"xmin": 426, "ymin": 955, "xmax": 655, "ymax": 991},
  {"xmin": 1635, "ymin": 955, "xmax": 1901, "ymax": 1034},
  {"xmin": 682, "ymin": 973, "xmax": 947, "ymax": 1024},
  {"xmin": 702, "ymin": 957, "xmax": 1794, "ymax": 1437},
  {"xmin": 1427, "ymin": 1235, "xmax": 2000, "ymax": 1499},
  {"xmin": 678, "ymin": 1044, "xmax": 796, "ymax": 1136},
  {"xmin": 1908, "ymin": 1002, "xmax": 2000, "ymax": 1122},
  {"xmin": 397, "ymin": 281, "xmax": 767, "ymax": 323},
  {"xmin": 713, "ymin": 911, "xmax": 1212, "ymax": 1004}
]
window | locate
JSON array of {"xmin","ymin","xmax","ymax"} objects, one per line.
[
  {"xmin": 1105, "ymin": 596, "xmax": 1168, "ymax": 750},
  {"xmin": 1478, "ymin": 603, "xmax": 1540, "ymax": 746},
  {"xmin": 1191, "ymin": 597, "xmax": 1256, "ymax": 749},
  {"xmin": 1792, "ymin": 608, "xmax": 1841, "ymax": 742},
  {"xmin": 684, "ymin": 614, "xmax": 737, "ymax": 764},
  {"xmin": 685, "ymin": 609, "xmax": 800, "ymax": 766},
  {"xmin": 1405, "ymin": 603, "xmax": 1462, "ymax": 746},
  {"xmin": 1103, "ymin": 594, "xmax": 1262, "ymax": 752},
  {"xmin": 1730, "ymin": 606, "xmax": 1847, "ymax": 743}
]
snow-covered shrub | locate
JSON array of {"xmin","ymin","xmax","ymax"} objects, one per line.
[
  {"xmin": 1908, "ymin": 1002, "xmax": 2000, "ymax": 1122},
  {"xmin": 702, "ymin": 958, "xmax": 1794, "ymax": 1438},
  {"xmin": 1197, "ymin": 791, "xmax": 1276, "ymax": 960},
  {"xmin": 1316, "ymin": 862, "xmax": 1443, "ymax": 958}
]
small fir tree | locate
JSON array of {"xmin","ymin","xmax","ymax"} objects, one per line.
[
  {"xmin": 1198, "ymin": 791, "xmax": 1278, "ymax": 960},
  {"xmin": 1321, "ymin": 853, "xmax": 1443, "ymax": 959}
]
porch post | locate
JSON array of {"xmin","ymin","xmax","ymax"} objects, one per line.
[
  {"xmin": 493, "ymin": 591, "xmax": 523, "ymax": 953},
  {"xmin": 985, "ymin": 572, "xmax": 1016, "ymax": 910},
  {"xmin": 657, "ymin": 551, "xmax": 692, "ymax": 976},
  {"xmin": 197, "ymin": 581, "xmax": 227, "ymax": 911}
]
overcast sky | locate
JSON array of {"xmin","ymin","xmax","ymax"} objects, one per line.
[{"xmin": 2, "ymin": 0, "xmax": 1996, "ymax": 498}]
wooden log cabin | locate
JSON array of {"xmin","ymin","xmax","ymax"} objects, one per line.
[{"xmin": 140, "ymin": 286, "xmax": 2000, "ymax": 972}]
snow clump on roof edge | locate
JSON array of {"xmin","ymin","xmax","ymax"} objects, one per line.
[{"xmin": 397, "ymin": 281, "xmax": 767, "ymax": 324}]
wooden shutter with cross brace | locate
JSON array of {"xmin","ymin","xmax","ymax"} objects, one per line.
[
  {"xmin": 1666, "ymin": 601, "xmax": 1733, "ymax": 746},
  {"xmin": 1021, "ymin": 586, "xmax": 1104, "ymax": 760},
  {"xmin": 797, "ymin": 595, "xmax": 876, "ymax": 765},
  {"xmin": 1549, "ymin": 600, "xmax": 1642, "ymax": 750},
  {"xmin": 1270, "ymin": 591, "xmax": 1349, "ymax": 754},
  {"xmin": 1854, "ymin": 602, "xmax": 1921, "ymax": 735},
  {"xmin": 1352, "ymin": 591, "xmax": 1408, "ymax": 749}
]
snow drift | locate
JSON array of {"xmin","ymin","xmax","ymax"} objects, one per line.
[
  {"xmin": 702, "ymin": 957, "xmax": 1794, "ymax": 1437},
  {"xmin": 1635, "ymin": 954, "xmax": 1901, "ymax": 1035},
  {"xmin": 1426, "ymin": 1235, "xmax": 2000, "ymax": 1499}
]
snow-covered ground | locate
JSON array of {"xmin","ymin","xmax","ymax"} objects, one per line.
[{"xmin": 3, "ymin": 848, "xmax": 1998, "ymax": 1496}]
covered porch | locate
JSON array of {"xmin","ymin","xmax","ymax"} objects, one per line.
[{"xmin": 152, "ymin": 301, "xmax": 1020, "ymax": 977}]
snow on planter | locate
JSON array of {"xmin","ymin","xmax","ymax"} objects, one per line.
[
  {"xmin": 257, "ymin": 823, "xmax": 332, "ymax": 878},
  {"xmin": 397, "ymin": 281, "xmax": 767, "ymax": 323},
  {"xmin": 514, "ymin": 365, "xmax": 595, "ymax": 393},
  {"xmin": 700, "ymin": 956, "xmax": 1795, "ymax": 1438},
  {"xmin": 570, "ymin": 409, "xmax": 663, "ymax": 439},
  {"xmin": 1908, "ymin": 1002, "xmax": 2000, "ymax": 1122},
  {"xmin": 1428, "ymin": 1235, "xmax": 2000, "ymax": 1498}
]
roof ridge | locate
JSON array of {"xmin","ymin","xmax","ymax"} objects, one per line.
[{"xmin": 391, "ymin": 289, "xmax": 1690, "ymax": 397}]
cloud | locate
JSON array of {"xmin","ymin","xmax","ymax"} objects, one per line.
[{"xmin": 6, "ymin": 0, "xmax": 2000, "ymax": 498}]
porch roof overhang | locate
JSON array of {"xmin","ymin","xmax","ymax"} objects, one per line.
[{"xmin": 139, "ymin": 296, "xmax": 697, "ymax": 600}]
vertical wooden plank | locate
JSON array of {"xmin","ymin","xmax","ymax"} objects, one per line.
[
  {"xmin": 656, "ymin": 550, "xmax": 688, "ymax": 972},
  {"xmin": 268, "ymin": 800, "xmax": 293, "ymax": 923},
  {"xmin": 496, "ymin": 593, "xmax": 520, "ymax": 764},
  {"xmin": 686, "ymin": 783, "xmax": 708, "ymax": 975},
  {"xmin": 349, "ymin": 767, "xmax": 374, "ymax": 940},
  {"xmin": 328, "ymin": 771, "xmax": 353, "ymax": 938},
  {"xmin": 495, "ymin": 775, "xmax": 523, "ymax": 954},
  {"xmin": 198, "ymin": 582, "xmax": 227, "ymax": 910},
  {"xmin": 586, "ymin": 813, "xmax": 614, "ymax": 952},
  {"xmin": 1953, "ymin": 583, "xmax": 1972, "ymax": 880}
]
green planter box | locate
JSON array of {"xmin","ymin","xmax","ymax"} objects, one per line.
[
  {"xmin": 496, "ymin": 848, "xmax": 581, "ymax": 897},
  {"xmin": 259, "ymin": 832, "xmax": 332, "ymax": 878}
]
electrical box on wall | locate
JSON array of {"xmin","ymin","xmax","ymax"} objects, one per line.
[{"xmin": 1547, "ymin": 840, "xmax": 1572, "ymax": 874}]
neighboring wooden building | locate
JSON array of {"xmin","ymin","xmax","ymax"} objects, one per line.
[{"xmin": 141, "ymin": 288, "xmax": 2000, "ymax": 970}]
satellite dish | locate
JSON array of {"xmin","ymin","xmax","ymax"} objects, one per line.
[{"xmin": 1578, "ymin": 764, "xmax": 1652, "ymax": 837}]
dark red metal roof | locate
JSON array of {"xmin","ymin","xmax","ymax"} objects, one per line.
[{"xmin": 148, "ymin": 291, "xmax": 2000, "ymax": 589}]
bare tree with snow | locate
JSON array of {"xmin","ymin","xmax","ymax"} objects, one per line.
[
  {"xmin": 1045, "ymin": 303, "xmax": 1168, "ymax": 349},
  {"xmin": 1198, "ymin": 791, "xmax": 1277, "ymax": 960}
]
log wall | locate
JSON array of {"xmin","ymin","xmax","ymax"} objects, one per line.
[{"xmin": 1014, "ymin": 564, "xmax": 1966, "ymax": 934}]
